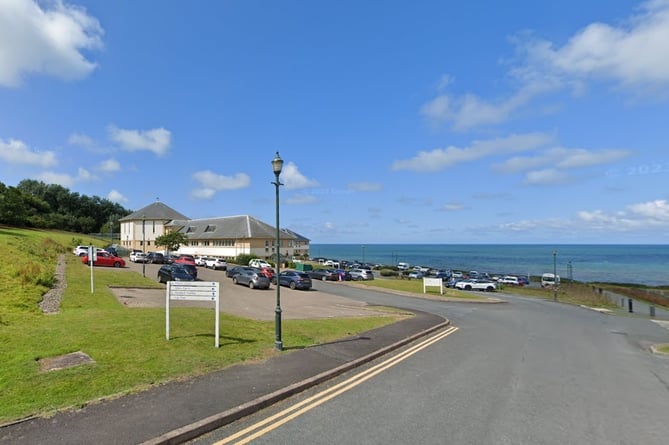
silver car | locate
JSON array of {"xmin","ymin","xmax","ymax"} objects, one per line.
[
  {"xmin": 349, "ymin": 268, "xmax": 374, "ymax": 281},
  {"xmin": 232, "ymin": 268, "xmax": 270, "ymax": 289}
]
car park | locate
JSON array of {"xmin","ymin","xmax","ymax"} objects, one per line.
[
  {"xmin": 205, "ymin": 257, "xmax": 227, "ymax": 270},
  {"xmin": 232, "ymin": 269, "xmax": 271, "ymax": 289},
  {"xmin": 408, "ymin": 271, "xmax": 423, "ymax": 279},
  {"xmin": 308, "ymin": 269, "xmax": 338, "ymax": 281},
  {"xmin": 455, "ymin": 279, "xmax": 497, "ymax": 292},
  {"xmin": 349, "ymin": 268, "xmax": 374, "ymax": 281},
  {"xmin": 157, "ymin": 264, "xmax": 195, "ymax": 283},
  {"xmin": 276, "ymin": 270, "xmax": 312, "ymax": 290},
  {"xmin": 81, "ymin": 251, "xmax": 126, "ymax": 268}
]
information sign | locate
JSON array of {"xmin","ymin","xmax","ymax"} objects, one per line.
[{"xmin": 166, "ymin": 281, "xmax": 221, "ymax": 347}]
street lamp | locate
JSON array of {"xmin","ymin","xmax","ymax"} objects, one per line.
[
  {"xmin": 553, "ymin": 250, "xmax": 557, "ymax": 301},
  {"xmin": 272, "ymin": 152, "xmax": 284, "ymax": 351},
  {"xmin": 142, "ymin": 214, "xmax": 146, "ymax": 278}
]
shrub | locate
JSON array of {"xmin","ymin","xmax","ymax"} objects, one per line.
[
  {"xmin": 235, "ymin": 254, "xmax": 256, "ymax": 266},
  {"xmin": 380, "ymin": 269, "xmax": 399, "ymax": 277}
]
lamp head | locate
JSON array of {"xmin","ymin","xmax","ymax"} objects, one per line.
[{"xmin": 272, "ymin": 151, "xmax": 284, "ymax": 176}]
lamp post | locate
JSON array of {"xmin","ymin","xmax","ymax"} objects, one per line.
[
  {"xmin": 553, "ymin": 250, "xmax": 557, "ymax": 301},
  {"xmin": 142, "ymin": 214, "xmax": 146, "ymax": 278},
  {"xmin": 272, "ymin": 152, "xmax": 284, "ymax": 351}
]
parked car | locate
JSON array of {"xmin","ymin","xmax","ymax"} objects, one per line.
[
  {"xmin": 232, "ymin": 268, "xmax": 271, "ymax": 289},
  {"xmin": 178, "ymin": 263, "xmax": 198, "ymax": 280},
  {"xmin": 205, "ymin": 257, "xmax": 227, "ymax": 270},
  {"xmin": 258, "ymin": 267, "xmax": 275, "ymax": 281},
  {"xmin": 248, "ymin": 258, "xmax": 272, "ymax": 269},
  {"xmin": 408, "ymin": 271, "xmax": 423, "ymax": 279},
  {"xmin": 276, "ymin": 270, "xmax": 312, "ymax": 290},
  {"xmin": 501, "ymin": 276, "xmax": 521, "ymax": 286},
  {"xmin": 434, "ymin": 271, "xmax": 451, "ymax": 280},
  {"xmin": 157, "ymin": 264, "xmax": 195, "ymax": 283},
  {"xmin": 174, "ymin": 254, "xmax": 196, "ymax": 266},
  {"xmin": 349, "ymin": 268, "xmax": 374, "ymax": 281},
  {"xmin": 455, "ymin": 279, "xmax": 497, "ymax": 292},
  {"xmin": 194, "ymin": 256, "xmax": 208, "ymax": 266},
  {"xmin": 334, "ymin": 269, "xmax": 352, "ymax": 281},
  {"xmin": 145, "ymin": 252, "xmax": 165, "ymax": 264},
  {"xmin": 131, "ymin": 252, "xmax": 147, "ymax": 263},
  {"xmin": 308, "ymin": 268, "xmax": 338, "ymax": 281},
  {"xmin": 165, "ymin": 254, "xmax": 179, "ymax": 264},
  {"xmin": 81, "ymin": 251, "xmax": 126, "ymax": 268},
  {"xmin": 226, "ymin": 265, "xmax": 255, "ymax": 278},
  {"xmin": 74, "ymin": 245, "xmax": 106, "ymax": 256}
]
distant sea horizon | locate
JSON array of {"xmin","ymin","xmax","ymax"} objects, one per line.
[{"xmin": 309, "ymin": 244, "xmax": 669, "ymax": 286}]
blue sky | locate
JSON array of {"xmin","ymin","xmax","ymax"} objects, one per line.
[{"xmin": 1, "ymin": 0, "xmax": 669, "ymax": 244}]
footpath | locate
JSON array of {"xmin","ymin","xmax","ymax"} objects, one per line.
[{"xmin": 1, "ymin": 310, "xmax": 448, "ymax": 445}]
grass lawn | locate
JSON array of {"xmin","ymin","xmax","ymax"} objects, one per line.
[{"xmin": 0, "ymin": 228, "xmax": 402, "ymax": 422}]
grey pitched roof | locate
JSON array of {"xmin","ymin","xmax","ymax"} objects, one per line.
[
  {"xmin": 172, "ymin": 215, "xmax": 303, "ymax": 240},
  {"xmin": 281, "ymin": 228, "xmax": 310, "ymax": 242},
  {"xmin": 119, "ymin": 202, "xmax": 190, "ymax": 221}
]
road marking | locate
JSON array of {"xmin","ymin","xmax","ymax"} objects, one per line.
[{"xmin": 213, "ymin": 326, "xmax": 459, "ymax": 444}]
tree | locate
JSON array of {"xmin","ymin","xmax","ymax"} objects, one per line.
[{"xmin": 155, "ymin": 232, "xmax": 189, "ymax": 253}]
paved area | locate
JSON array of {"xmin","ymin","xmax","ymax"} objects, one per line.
[{"xmin": 0, "ymin": 261, "xmax": 449, "ymax": 445}]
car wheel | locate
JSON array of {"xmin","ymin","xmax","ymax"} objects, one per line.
[
  {"xmin": 289, "ymin": 281, "xmax": 296, "ymax": 289},
  {"xmin": 114, "ymin": 262, "xmax": 121, "ymax": 268},
  {"xmin": 465, "ymin": 285, "xmax": 472, "ymax": 291},
  {"xmin": 322, "ymin": 276, "xmax": 327, "ymax": 281},
  {"xmin": 232, "ymin": 277, "xmax": 238, "ymax": 284},
  {"xmin": 249, "ymin": 281, "xmax": 255, "ymax": 289}
]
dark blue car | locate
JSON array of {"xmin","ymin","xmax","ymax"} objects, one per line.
[{"xmin": 276, "ymin": 270, "xmax": 312, "ymax": 290}]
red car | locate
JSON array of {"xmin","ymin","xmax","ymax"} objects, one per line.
[
  {"xmin": 174, "ymin": 254, "xmax": 196, "ymax": 266},
  {"xmin": 82, "ymin": 252, "xmax": 126, "ymax": 268}
]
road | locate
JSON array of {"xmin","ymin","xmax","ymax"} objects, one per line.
[{"xmin": 191, "ymin": 281, "xmax": 669, "ymax": 445}]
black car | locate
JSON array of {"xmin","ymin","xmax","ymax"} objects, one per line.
[
  {"xmin": 226, "ymin": 266, "xmax": 255, "ymax": 278},
  {"xmin": 146, "ymin": 252, "xmax": 165, "ymax": 264},
  {"xmin": 275, "ymin": 270, "xmax": 312, "ymax": 290},
  {"xmin": 308, "ymin": 268, "xmax": 338, "ymax": 281},
  {"xmin": 157, "ymin": 264, "xmax": 194, "ymax": 283}
]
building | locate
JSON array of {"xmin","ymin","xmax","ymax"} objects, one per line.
[{"xmin": 118, "ymin": 201, "xmax": 310, "ymax": 260}]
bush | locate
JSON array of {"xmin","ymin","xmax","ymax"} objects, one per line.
[
  {"xmin": 380, "ymin": 269, "xmax": 399, "ymax": 277},
  {"xmin": 235, "ymin": 254, "xmax": 256, "ymax": 266}
]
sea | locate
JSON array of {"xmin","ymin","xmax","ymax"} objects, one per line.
[{"xmin": 309, "ymin": 244, "xmax": 669, "ymax": 287}]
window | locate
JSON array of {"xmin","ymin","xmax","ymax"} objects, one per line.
[{"xmin": 204, "ymin": 225, "xmax": 216, "ymax": 232}]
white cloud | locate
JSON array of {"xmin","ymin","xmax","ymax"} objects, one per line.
[
  {"xmin": 108, "ymin": 126, "xmax": 172, "ymax": 156},
  {"xmin": 98, "ymin": 158, "xmax": 120, "ymax": 172},
  {"xmin": 107, "ymin": 189, "xmax": 127, "ymax": 203},
  {"xmin": 528, "ymin": 0, "xmax": 669, "ymax": 93},
  {"xmin": 38, "ymin": 171, "xmax": 75, "ymax": 187},
  {"xmin": 281, "ymin": 162, "xmax": 319, "ymax": 190},
  {"xmin": 440, "ymin": 202, "xmax": 466, "ymax": 211},
  {"xmin": 392, "ymin": 132, "xmax": 553, "ymax": 172},
  {"xmin": 68, "ymin": 132, "xmax": 95, "ymax": 148},
  {"xmin": 347, "ymin": 182, "xmax": 383, "ymax": 192},
  {"xmin": 286, "ymin": 194, "xmax": 319, "ymax": 205},
  {"xmin": 421, "ymin": 0, "xmax": 669, "ymax": 130},
  {"xmin": 191, "ymin": 170, "xmax": 251, "ymax": 200},
  {"xmin": 0, "ymin": 0, "xmax": 103, "ymax": 87},
  {"xmin": 576, "ymin": 200, "xmax": 669, "ymax": 230},
  {"xmin": 522, "ymin": 168, "xmax": 572, "ymax": 185},
  {"xmin": 0, "ymin": 138, "xmax": 58, "ymax": 167}
]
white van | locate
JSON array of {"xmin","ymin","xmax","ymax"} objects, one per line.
[
  {"xmin": 397, "ymin": 262, "xmax": 410, "ymax": 270},
  {"xmin": 541, "ymin": 273, "xmax": 560, "ymax": 288}
]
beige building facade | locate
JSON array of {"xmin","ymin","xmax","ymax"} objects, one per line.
[{"xmin": 118, "ymin": 201, "xmax": 310, "ymax": 261}]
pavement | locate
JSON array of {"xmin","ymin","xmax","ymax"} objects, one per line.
[{"xmin": 0, "ymin": 261, "xmax": 450, "ymax": 445}]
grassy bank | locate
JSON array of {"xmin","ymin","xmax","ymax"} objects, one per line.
[{"xmin": 0, "ymin": 228, "xmax": 401, "ymax": 422}]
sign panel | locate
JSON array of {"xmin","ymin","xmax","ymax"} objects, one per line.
[
  {"xmin": 423, "ymin": 277, "xmax": 444, "ymax": 295},
  {"xmin": 166, "ymin": 281, "xmax": 221, "ymax": 347},
  {"xmin": 168, "ymin": 282, "xmax": 218, "ymax": 301}
]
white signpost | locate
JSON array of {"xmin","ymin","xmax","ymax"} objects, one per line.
[
  {"xmin": 166, "ymin": 281, "xmax": 220, "ymax": 348},
  {"xmin": 423, "ymin": 277, "xmax": 444, "ymax": 295},
  {"xmin": 88, "ymin": 245, "xmax": 97, "ymax": 293}
]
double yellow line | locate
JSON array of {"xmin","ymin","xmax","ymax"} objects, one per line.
[{"xmin": 215, "ymin": 326, "xmax": 459, "ymax": 444}]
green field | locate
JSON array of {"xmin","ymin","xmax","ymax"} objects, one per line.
[{"xmin": 0, "ymin": 228, "xmax": 401, "ymax": 422}]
